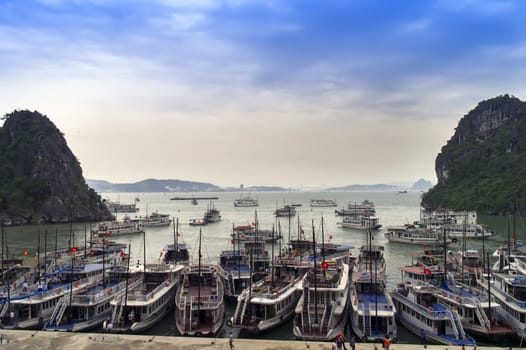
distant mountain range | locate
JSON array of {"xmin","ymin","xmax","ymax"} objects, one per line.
[{"xmin": 86, "ymin": 178, "xmax": 433, "ymax": 193}]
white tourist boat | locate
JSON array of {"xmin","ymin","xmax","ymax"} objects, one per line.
[
  {"xmin": 229, "ymin": 256, "xmax": 309, "ymax": 334},
  {"xmin": 174, "ymin": 263, "xmax": 224, "ymax": 336},
  {"xmin": 108, "ymin": 264, "xmax": 183, "ymax": 333},
  {"xmin": 234, "ymin": 195, "xmax": 259, "ymax": 207},
  {"xmin": 335, "ymin": 200, "xmax": 376, "ymax": 216},
  {"xmin": 103, "ymin": 200, "xmax": 139, "ymax": 213},
  {"xmin": 477, "ymin": 271, "xmax": 526, "ymax": 339},
  {"xmin": 274, "ymin": 205, "xmax": 296, "ymax": 217},
  {"xmin": 44, "ymin": 266, "xmax": 142, "ymax": 332},
  {"xmin": 310, "ymin": 199, "xmax": 337, "ymax": 207},
  {"xmin": 141, "ymin": 211, "xmax": 172, "ymax": 227},
  {"xmin": 219, "ymin": 240, "xmax": 270, "ymax": 300},
  {"xmin": 384, "ymin": 224, "xmax": 454, "ymax": 245},
  {"xmin": 92, "ymin": 216, "xmax": 145, "ymax": 237},
  {"xmin": 337, "ymin": 215, "xmax": 382, "ymax": 230},
  {"xmin": 390, "ymin": 283, "xmax": 476, "ymax": 346},
  {"xmin": 349, "ymin": 244, "xmax": 397, "ymax": 342},
  {"xmin": 0, "ymin": 261, "xmax": 107, "ymax": 330},
  {"xmin": 293, "ymin": 258, "xmax": 350, "ymax": 341}
]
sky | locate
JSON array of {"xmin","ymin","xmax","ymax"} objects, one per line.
[{"xmin": 1, "ymin": 0, "xmax": 526, "ymax": 189}]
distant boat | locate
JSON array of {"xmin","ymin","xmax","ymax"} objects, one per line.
[
  {"xmin": 337, "ymin": 215, "xmax": 382, "ymax": 230},
  {"xmin": 335, "ymin": 200, "xmax": 375, "ymax": 216},
  {"xmin": 103, "ymin": 200, "xmax": 140, "ymax": 213},
  {"xmin": 384, "ymin": 224, "xmax": 454, "ymax": 246},
  {"xmin": 233, "ymin": 194, "xmax": 259, "ymax": 207},
  {"xmin": 92, "ymin": 216, "xmax": 145, "ymax": 237},
  {"xmin": 398, "ymin": 190, "xmax": 408, "ymax": 194},
  {"xmin": 191, "ymin": 198, "xmax": 198, "ymax": 205},
  {"xmin": 274, "ymin": 205, "xmax": 296, "ymax": 217},
  {"xmin": 310, "ymin": 199, "xmax": 337, "ymax": 207}
]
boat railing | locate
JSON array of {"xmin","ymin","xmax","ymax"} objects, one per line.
[{"xmin": 394, "ymin": 289, "xmax": 450, "ymax": 318}]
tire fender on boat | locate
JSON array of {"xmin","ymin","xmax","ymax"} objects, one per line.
[{"xmin": 227, "ymin": 319, "xmax": 233, "ymax": 327}]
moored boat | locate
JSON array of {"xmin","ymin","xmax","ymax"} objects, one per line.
[
  {"xmin": 390, "ymin": 283, "xmax": 476, "ymax": 346},
  {"xmin": 338, "ymin": 215, "xmax": 382, "ymax": 230}
]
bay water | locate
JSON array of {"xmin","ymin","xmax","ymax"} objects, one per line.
[{"xmin": 2, "ymin": 191, "xmax": 521, "ymax": 344}]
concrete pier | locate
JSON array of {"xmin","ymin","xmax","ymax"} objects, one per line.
[{"xmin": 0, "ymin": 330, "xmax": 510, "ymax": 350}]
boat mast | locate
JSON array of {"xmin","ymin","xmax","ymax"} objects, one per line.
[
  {"xmin": 312, "ymin": 219, "xmax": 318, "ymax": 325},
  {"xmin": 143, "ymin": 229, "xmax": 146, "ymax": 273},
  {"xmin": 173, "ymin": 217, "xmax": 178, "ymax": 264},
  {"xmin": 124, "ymin": 241, "xmax": 131, "ymax": 310},
  {"xmin": 197, "ymin": 228, "xmax": 202, "ymax": 327}
]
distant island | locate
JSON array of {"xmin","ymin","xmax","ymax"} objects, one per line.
[{"xmin": 86, "ymin": 178, "xmax": 432, "ymax": 193}]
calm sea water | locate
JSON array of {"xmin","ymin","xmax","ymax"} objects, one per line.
[{"xmin": 2, "ymin": 191, "xmax": 522, "ymax": 344}]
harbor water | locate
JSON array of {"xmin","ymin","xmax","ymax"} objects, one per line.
[{"xmin": 1, "ymin": 191, "xmax": 521, "ymax": 345}]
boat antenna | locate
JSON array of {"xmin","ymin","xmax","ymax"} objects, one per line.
[
  {"xmin": 37, "ymin": 230, "xmax": 41, "ymax": 278},
  {"xmin": 44, "ymin": 229, "xmax": 48, "ymax": 273}
]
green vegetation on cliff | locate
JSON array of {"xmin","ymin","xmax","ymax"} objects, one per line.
[
  {"xmin": 0, "ymin": 110, "xmax": 112, "ymax": 224},
  {"xmin": 421, "ymin": 94, "xmax": 526, "ymax": 215}
]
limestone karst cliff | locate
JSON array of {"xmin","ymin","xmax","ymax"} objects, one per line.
[
  {"xmin": 0, "ymin": 110, "xmax": 113, "ymax": 224},
  {"xmin": 421, "ymin": 94, "xmax": 526, "ymax": 215}
]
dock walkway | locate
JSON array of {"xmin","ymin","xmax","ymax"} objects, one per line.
[{"xmin": 0, "ymin": 330, "xmax": 509, "ymax": 350}]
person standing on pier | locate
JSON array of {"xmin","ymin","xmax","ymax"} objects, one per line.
[
  {"xmin": 228, "ymin": 332, "xmax": 234, "ymax": 350},
  {"xmin": 420, "ymin": 329, "xmax": 427, "ymax": 345}
]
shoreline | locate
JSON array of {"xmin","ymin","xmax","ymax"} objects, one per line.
[{"xmin": 0, "ymin": 330, "xmax": 508, "ymax": 350}]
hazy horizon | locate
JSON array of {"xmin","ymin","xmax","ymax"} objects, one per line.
[{"xmin": 2, "ymin": 1, "xmax": 525, "ymax": 188}]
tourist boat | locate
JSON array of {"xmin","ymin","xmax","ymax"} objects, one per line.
[
  {"xmin": 420, "ymin": 222, "xmax": 496, "ymax": 240},
  {"xmin": 234, "ymin": 195, "xmax": 259, "ymax": 207},
  {"xmin": 310, "ymin": 199, "xmax": 337, "ymax": 207},
  {"xmin": 399, "ymin": 251, "xmax": 513, "ymax": 340},
  {"xmin": 390, "ymin": 283, "xmax": 476, "ymax": 346},
  {"xmin": 349, "ymin": 244, "xmax": 397, "ymax": 343},
  {"xmin": 204, "ymin": 203, "xmax": 222, "ymax": 223},
  {"xmin": 189, "ymin": 217, "xmax": 207, "ymax": 226},
  {"xmin": 433, "ymin": 281, "xmax": 513, "ymax": 339},
  {"xmin": 43, "ymin": 265, "xmax": 142, "ymax": 332},
  {"xmin": 108, "ymin": 263, "xmax": 183, "ymax": 333},
  {"xmin": 420, "ymin": 209, "xmax": 478, "ymax": 225},
  {"xmin": 274, "ymin": 205, "xmax": 296, "ymax": 217},
  {"xmin": 0, "ymin": 260, "xmax": 108, "ymax": 330},
  {"xmin": 229, "ymin": 255, "xmax": 308, "ymax": 334},
  {"xmin": 219, "ymin": 239, "xmax": 270, "ymax": 300},
  {"xmin": 141, "ymin": 211, "xmax": 172, "ymax": 227},
  {"xmin": 477, "ymin": 271, "xmax": 526, "ymax": 339},
  {"xmin": 337, "ymin": 215, "xmax": 382, "ymax": 230},
  {"xmin": 175, "ymin": 230, "xmax": 224, "ymax": 336},
  {"xmin": 447, "ymin": 250, "xmax": 484, "ymax": 285},
  {"xmin": 293, "ymin": 257, "xmax": 350, "ymax": 341},
  {"xmin": 384, "ymin": 224, "xmax": 455, "ymax": 246},
  {"xmin": 161, "ymin": 242, "xmax": 192, "ymax": 266},
  {"xmin": 335, "ymin": 200, "xmax": 376, "ymax": 216},
  {"xmin": 103, "ymin": 200, "xmax": 139, "ymax": 213},
  {"xmin": 231, "ymin": 224, "xmax": 282, "ymax": 243},
  {"xmin": 92, "ymin": 216, "xmax": 145, "ymax": 237}
]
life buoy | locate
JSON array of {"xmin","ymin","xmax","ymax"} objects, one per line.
[
  {"xmin": 74, "ymin": 281, "xmax": 80, "ymax": 288},
  {"xmin": 441, "ymin": 291, "xmax": 446, "ymax": 297},
  {"xmin": 427, "ymin": 307, "xmax": 433, "ymax": 314},
  {"xmin": 56, "ymin": 288, "xmax": 63, "ymax": 295},
  {"xmin": 456, "ymin": 296, "xmax": 461, "ymax": 303},
  {"xmin": 108, "ymin": 288, "xmax": 113, "ymax": 296}
]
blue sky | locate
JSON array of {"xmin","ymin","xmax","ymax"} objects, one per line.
[{"xmin": 1, "ymin": 0, "xmax": 525, "ymax": 188}]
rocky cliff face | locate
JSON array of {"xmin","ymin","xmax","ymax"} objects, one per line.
[
  {"xmin": 422, "ymin": 94, "xmax": 526, "ymax": 214},
  {"xmin": 0, "ymin": 110, "xmax": 113, "ymax": 224},
  {"xmin": 436, "ymin": 94, "xmax": 526, "ymax": 184}
]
